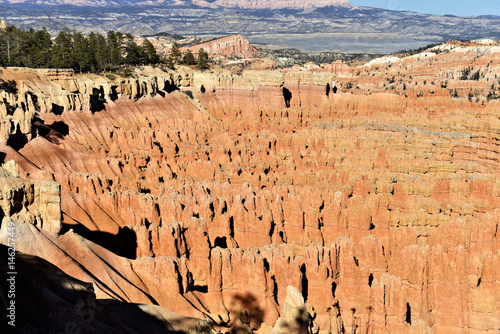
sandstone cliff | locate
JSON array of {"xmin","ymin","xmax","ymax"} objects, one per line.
[{"xmin": 182, "ymin": 35, "xmax": 260, "ymax": 59}]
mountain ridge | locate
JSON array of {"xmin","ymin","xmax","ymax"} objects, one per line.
[{"xmin": 0, "ymin": 0, "xmax": 350, "ymax": 8}]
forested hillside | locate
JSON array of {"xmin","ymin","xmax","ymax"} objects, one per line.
[{"xmin": 0, "ymin": 27, "xmax": 159, "ymax": 72}]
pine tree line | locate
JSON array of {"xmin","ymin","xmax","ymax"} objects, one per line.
[{"xmin": 0, "ymin": 26, "xmax": 161, "ymax": 72}]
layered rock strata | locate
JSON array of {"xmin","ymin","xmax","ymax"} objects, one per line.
[{"xmin": 0, "ymin": 43, "xmax": 499, "ymax": 333}]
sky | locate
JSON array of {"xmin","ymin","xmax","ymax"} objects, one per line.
[{"xmin": 350, "ymin": 0, "xmax": 500, "ymax": 17}]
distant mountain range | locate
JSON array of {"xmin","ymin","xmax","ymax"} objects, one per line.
[
  {"xmin": 1, "ymin": 0, "xmax": 499, "ymax": 53},
  {"xmin": 0, "ymin": 0, "xmax": 350, "ymax": 9}
]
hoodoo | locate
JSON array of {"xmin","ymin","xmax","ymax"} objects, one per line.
[{"xmin": 1, "ymin": 39, "xmax": 500, "ymax": 333}]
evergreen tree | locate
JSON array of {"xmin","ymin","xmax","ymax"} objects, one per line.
[
  {"xmin": 197, "ymin": 48, "xmax": 209, "ymax": 70},
  {"xmin": 165, "ymin": 56, "xmax": 175, "ymax": 69},
  {"xmin": 95, "ymin": 33, "xmax": 109, "ymax": 71},
  {"xmin": 33, "ymin": 28, "xmax": 53, "ymax": 67},
  {"xmin": 141, "ymin": 38, "xmax": 159, "ymax": 64},
  {"xmin": 72, "ymin": 32, "xmax": 91, "ymax": 73},
  {"xmin": 52, "ymin": 29, "xmax": 73, "ymax": 69},
  {"xmin": 170, "ymin": 42, "xmax": 182, "ymax": 64},
  {"xmin": 125, "ymin": 33, "xmax": 141, "ymax": 65},
  {"xmin": 87, "ymin": 32, "xmax": 99, "ymax": 71},
  {"xmin": 183, "ymin": 50, "xmax": 196, "ymax": 65},
  {"xmin": 0, "ymin": 26, "xmax": 20, "ymax": 66},
  {"xmin": 107, "ymin": 30, "xmax": 124, "ymax": 68}
]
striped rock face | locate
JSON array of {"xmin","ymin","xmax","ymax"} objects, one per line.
[{"xmin": 1, "ymin": 41, "xmax": 500, "ymax": 333}]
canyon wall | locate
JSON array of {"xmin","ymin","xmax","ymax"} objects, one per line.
[
  {"xmin": 0, "ymin": 43, "xmax": 499, "ymax": 333},
  {"xmin": 182, "ymin": 35, "xmax": 260, "ymax": 58}
]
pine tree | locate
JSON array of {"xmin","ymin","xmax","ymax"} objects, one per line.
[
  {"xmin": 33, "ymin": 28, "xmax": 53, "ymax": 67},
  {"xmin": 183, "ymin": 50, "xmax": 196, "ymax": 65},
  {"xmin": 52, "ymin": 29, "xmax": 73, "ymax": 69},
  {"xmin": 107, "ymin": 30, "xmax": 124, "ymax": 68},
  {"xmin": 72, "ymin": 32, "xmax": 91, "ymax": 73},
  {"xmin": 125, "ymin": 33, "xmax": 141, "ymax": 65},
  {"xmin": 141, "ymin": 38, "xmax": 159, "ymax": 64},
  {"xmin": 165, "ymin": 56, "xmax": 175, "ymax": 69},
  {"xmin": 197, "ymin": 48, "xmax": 209, "ymax": 70},
  {"xmin": 170, "ymin": 42, "xmax": 182, "ymax": 64},
  {"xmin": 95, "ymin": 33, "xmax": 109, "ymax": 71}
]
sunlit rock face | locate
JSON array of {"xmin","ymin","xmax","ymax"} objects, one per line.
[{"xmin": 1, "ymin": 40, "xmax": 500, "ymax": 333}]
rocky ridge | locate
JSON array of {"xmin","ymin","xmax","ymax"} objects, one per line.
[
  {"xmin": 181, "ymin": 35, "xmax": 260, "ymax": 59},
  {"xmin": 1, "ymin": 41, "xmax": 500, "ymax": 333}
]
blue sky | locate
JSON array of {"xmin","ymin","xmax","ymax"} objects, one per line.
[{"xmin": 350, "ymin": 0, "xmax": 500, "ymax": 17}]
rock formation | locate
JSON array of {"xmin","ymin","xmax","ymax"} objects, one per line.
[
  {"xmin": 1, "ymin": 41, "xmax": 499, "ymax": 333},
  {"xmin": 182, "ymin": 35, "xmax": 260, "ymax": 59},
  {"xmin": 0, "ymin": 244, "xmax": 212, "ymax": 333}
]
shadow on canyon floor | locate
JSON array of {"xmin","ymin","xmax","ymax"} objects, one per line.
[
  {"xmin": 60, "ymin": 218, "xmax": 138, "ymax": 260},
  {"xmin": 33, "ymin": 116, "xmax": 70, "ymax": 145},
  {"xmin": 0, "ymin": 244, "xmax": 200, "ymax": 333}
]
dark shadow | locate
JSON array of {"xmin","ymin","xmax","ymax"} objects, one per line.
[
  {"xmin": 0, "ymin": 152, "xmax": 5, "ymax": 164},
  {"xmin": 165, "ymin": 81, "xmax": 178, "ymax": 93},
  {"xmin": 184, "ymin": 90, "xmax": 194, "ymax": 99},
  {"xmin": 3, "ymin": 99, "xmax": 16, "ymax": 116},
  {"xmin": 368, "ymin": 273, "xmax": 373, "ymax": 287},
  {"xmin": 95, "ymin": 299, "xmax": 200, "ymax": 333},
  {"xmin": 33, "ymin": 116, "xmax": 70, "ymax": 145},
  {"xmin": 271, "ymin": 275, "xmax": 279, "ymax": 305},
  {"xmin": 214, "ymin": 236, "xmax": 227, "ymax": 249},
  {"xmin": 189, "ymin": 285, "xmax": 208, "ymax": 293},
  {"xmin": 405, "ymin": 303, "xmax": 411, "ymax": 325},
  {"xmin": 333, "ymin": 86, "xmax": 338, "ymax": 94},
  {"xmin": 282, "ymin": 87, "xmax": 292, "ymax": 108},
  {"xmin": 51, "ymin": 103, "xmax": 64, "ymax": 115},
  {"xmin": 6, "ymin": 124, "xmax": 28, "ymax": 151},
  {"xmin": 326, "ymin": 83, "xmax": 330, "ymax": 97},
  {"xmin": 90, "ymin": 87, "xmax": 106, "ymax": 113},
  {"xmin": 229, "ymin": 292, "xmax": 265, "ymax": 332},
  {"xmin": 61, "ymin": 222, "xmax": 137, "ymax": 259},
  {"xmin": 0, "ymin": 244, "xmax": 200, "ymax": 334},
  {"xmin": 0, "ymin": 79, "xmax": 18, "ymax": 94},
  {"xmin": 278, "ymin": 305, "xmax": 309, "ymax": 334},
  {"xmin": 109, "ymin": 86, "xmax": 119, "ymax": 101},
  {"xmin": 331, "ymin": 281, "xmax": 337, "ymax": 299},
  {"xmin": 300, "ymin": 264, "xmax": 308, "ymax": 302},
  {"xmin": 49, "ymin": 121, "xmax": 70, "ymax": 136},
  {"xmin": 200, "ymin": 85, "xmax": 206, "ymax": 94}
]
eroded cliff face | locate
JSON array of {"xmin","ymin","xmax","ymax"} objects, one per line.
[
  {"xmin": 181, "ymin": 35, "xmax": 260, "ymax": 59},
  {"xmin": 1, "ymin": 43, "xmax": 500, "ymax": 333}
]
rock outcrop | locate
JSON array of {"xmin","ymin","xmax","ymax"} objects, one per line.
[
  {"xmin": 0, "ymin": 160, "xmax": 61, "ymax": 234},
  {"xmin": 182, "ymin": 35, "xmax": 260, "ymax": 58},
  {"xmin": 0, "ymin": 244, "xmax": 212, "ymax": 333}
]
